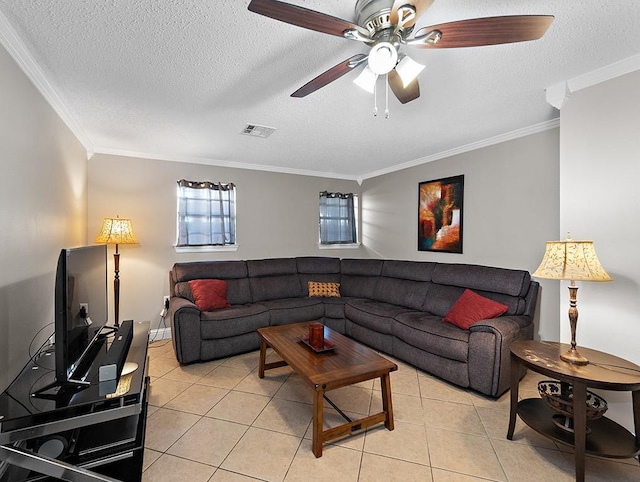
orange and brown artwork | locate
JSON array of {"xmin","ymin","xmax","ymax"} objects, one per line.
[{"xmin": 418, "ymin": 175, "xmax": 464, "ymax": 253}]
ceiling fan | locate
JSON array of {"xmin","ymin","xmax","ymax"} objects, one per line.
[{"xmin": 247, "ymin": 0, "xmax": 554, "ymax": 111}]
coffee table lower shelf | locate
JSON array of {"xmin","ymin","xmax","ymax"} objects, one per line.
[{"xmin": 518, "ymin": 398, "xmax": 640, "ymax": 459}]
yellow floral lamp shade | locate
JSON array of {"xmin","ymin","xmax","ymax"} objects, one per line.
[
  {"xmin": 95, "ymin": 217, "xmax": 138, "ymax": 245},
  {"xmin": 533, "ymin": 237, "xmax": 611, "ymax": 282}
]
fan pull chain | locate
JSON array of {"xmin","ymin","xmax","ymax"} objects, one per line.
[
  {"xmin": 384, "ymin": 75, "xmax": 389, "ymax": 119},
  {"xmin": 373, "ymin": 78, "xmax": 378, "ymax": 117}
]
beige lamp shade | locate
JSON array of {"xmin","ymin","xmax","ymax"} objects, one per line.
[
  {"xmin": 533, "ymin": 234, "xmax": 611, "ymax": 366},
  {"xmin": 95, "ymin": 217, "xmax": 138, "ymax": 245},
  {"xmin": 532, "ymin": 237, "xmax": 612, "ymax": 282}
]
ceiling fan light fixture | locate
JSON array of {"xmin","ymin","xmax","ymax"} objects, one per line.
[
  {"xmin": 368, "ymin": 41, "xmax": 398, "ymax": 75},
  {"xmin": 353, "ymin": 66, "xmax": 378, "ymax": 94},
  {"xmin": 395, "ymin": 55, "xmax": 425, "ymax": 87}
]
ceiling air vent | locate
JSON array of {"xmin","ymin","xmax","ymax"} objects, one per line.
[{"xmin": 240, "ymin": 124, "xmax": 275, "ymax": 138}]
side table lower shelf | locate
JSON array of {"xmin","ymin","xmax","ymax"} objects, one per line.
[{"xmin": 518, "ymin": 398, "xmax": 640, "ymax": 459}]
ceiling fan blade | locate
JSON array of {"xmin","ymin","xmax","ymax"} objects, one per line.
[
  {"xmin": 390, "ymin": 0, "xmax": 435, "ymax": 28},
  {"xmin": 388, "ymin": 69, "xmax": 420, "ymax": 104},
  {"xmin": 248, "ymin": 0, "xmax": 369, "ymax": 38},
  {"xmin": 412, "ymin": 15, "xmax": 554, "ymax": 48},
  {"xmin": 291, "ymin": 54, "xmax": 368, "ymax": 98}
]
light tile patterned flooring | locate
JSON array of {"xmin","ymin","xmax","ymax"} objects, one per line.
[{"xmin": 143, "ymin": 341, "xmax": 640, "ymax": 482}]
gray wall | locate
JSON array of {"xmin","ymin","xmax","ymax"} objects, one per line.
[
  {"xmin": 0, "ymin": 43, "xmax": 87, "ymax": 391},
  {"xmin": 87, "ymin": 154, "xmax": 363, "ymax": 328},
  {"xmin": 560, "ymin": 69, "xmax": 640, "ymax": 431},
  {"xmin": 361, "ymin": 129, "xmax": 561, "ymax": 341},
  {"xmin": 87, "ymin": 130, "xmax": 561, "ymax": 339}
]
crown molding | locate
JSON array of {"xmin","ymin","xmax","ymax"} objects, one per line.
[
  {"xmin": 93, "ymin": 147, "xmax": 361, "ymax": 182},
  {"xmin": 0, "ymin": 10, "xmax": 94, "ymax": 158},
  {"xmin": 546, "ymin": 53, "xmax": 640, "ymax": 110},
  {"xmin": 96, "ymin": 119, "xmax": 560, "ymax": 184},
  {"xmin": 545, "ymin": 82, "xmax": 571, "ymax": 110},
  {"xmin": 359, "ymin": 118, "xmax": 560, "ymax": 182}
]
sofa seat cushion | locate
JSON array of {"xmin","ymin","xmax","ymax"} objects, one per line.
[
  {"xmin": 322, "ymin": 296, "xmax": 351, "ymax": 319},
  {"xmin": 200, "ymin": 304, "xmax": 270, "ymax": 340},
  {"xmin": 345, "ymin": 299, "xmax": 417, "ymax": 335},
  {"xmin": 393, "ymin": 312, "xmax": 470, "ymax": 363},
  {"xmin": 259, "ymin": 297, "xmax": 325, "ymax": 325}
]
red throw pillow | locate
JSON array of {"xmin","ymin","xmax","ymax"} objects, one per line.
[
  {"xmin": 188, "ymin": 279, "xmax": 230, "ymax": 311},
  {"xmin": 443, "ymin": 289, "xmax": 508, "ymax": 330}
]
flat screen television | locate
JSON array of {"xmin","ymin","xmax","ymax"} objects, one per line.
[{"xmin": 33, "ymin": 245, "xmax": 109, "ymax": 397}]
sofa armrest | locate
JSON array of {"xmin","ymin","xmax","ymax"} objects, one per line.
[
  {"xmin": 171, "ymin": 296, "xmax": 200, "ymax": 313},
  {"xmin": 169, "ymin": 297, "xmax": 202, "ymax": 363},
  {"xmin": 470, "ymin": 315, "xmax": 530, "ymax": 338},
  {"xmin": 468, "ymin": 315, "xmax": 533, "ymax": 397}
]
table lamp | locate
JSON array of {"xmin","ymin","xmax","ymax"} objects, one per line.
[
  {"xmin": 95, "ymin": 216, "xmax": 138, "ymax": 327},
  {"xmin": 532, "ymin": 233, "xmax": 612, "ymax": 365}
]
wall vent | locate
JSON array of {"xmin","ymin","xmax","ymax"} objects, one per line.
[{"xmin": 240, "ymin": 124, "xmax": 276, "ymax": 138}]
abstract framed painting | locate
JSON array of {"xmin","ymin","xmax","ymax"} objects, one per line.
[{"xmin": 418, "ymin": 175, "xmax": 464, "ymax": 253}]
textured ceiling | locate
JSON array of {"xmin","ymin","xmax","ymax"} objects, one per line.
[{"xmin": 0, "ymin": 1, "xmax": 639, "ymax": 179}]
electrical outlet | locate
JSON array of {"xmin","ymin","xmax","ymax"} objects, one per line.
[
  {"xmin": 79, "ymin": 303, "xmax": 88, "ymax": 317},
  {"xmin": 160, "ymin": 296, "xmax": 170, "ymax": 317}
]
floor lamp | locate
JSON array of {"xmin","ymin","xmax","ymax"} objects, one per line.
[{"xmin": 95, "ymin": 216, "xmax": 138, "ymax": 327}]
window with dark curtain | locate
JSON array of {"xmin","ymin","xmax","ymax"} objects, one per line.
[
  {"xmin": 319, "ymin": 191, "xmax": 357, "ymax": 244},
  {"xmin": 176, "ymin": 180, "xmax": 236, "ymax": 246}
]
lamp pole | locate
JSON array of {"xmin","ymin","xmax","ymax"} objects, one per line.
[
  {"xmin": 113, "ymin": 243, "xmax": 120, "ymax": 328},
  {"xmin": 95, "ymin": 216, "xmax": 137, "ymax": 329}
]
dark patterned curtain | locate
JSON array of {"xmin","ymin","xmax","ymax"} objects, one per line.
[
  {"xmin": 319, "ymin": 191, "xmax": 357, "ymax": 244},
  {"xmin": 177, "ymin": 180, "xmax": 236, "ymax": 246}
]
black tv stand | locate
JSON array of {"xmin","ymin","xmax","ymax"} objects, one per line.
[
  {"xmin": 29, "ymin": 379, "xmax": 90, "ymax": 403},
  {"xmin": 0, "ymin": 321, "xmax": 149, "ymax": 482}
]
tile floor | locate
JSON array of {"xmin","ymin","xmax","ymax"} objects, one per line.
[{"xmin": 142, "ymin": 341, "xmax": 640, "ymax": 482}]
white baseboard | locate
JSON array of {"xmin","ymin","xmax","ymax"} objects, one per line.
[{"xmin": 149, "ymin": 327, "xmax": 172, "ymax": 342}]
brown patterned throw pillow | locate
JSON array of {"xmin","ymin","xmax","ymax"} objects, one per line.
[{"xmin": 308, "ymin": 281, "xmax": 340, "ymax": 298}]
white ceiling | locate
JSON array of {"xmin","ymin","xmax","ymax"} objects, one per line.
[{"xmin": 0, "ymin": 1, "xmax": 639, "ymax": 180}]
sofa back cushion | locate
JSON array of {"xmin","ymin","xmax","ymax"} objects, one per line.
[
  {"xmin": 247, "ymin": 258, "xmax": 302, "ymax": 302},
  {"xmin": 296, "ymin": 257, "xmax": 341, "ymax": 295},
  {"xmin": 371, "ymin": 260, "xmax": 436, "ymax": 309},
  {"xmin": 381, "ymin": 260, "xmax": 436, "ymax": 281},
  {"xmin": 339, "ymin": 259, "xmax": 383, "ymax": 298},
  {"xmin": 173, "ymin": 260, "xmax": 248, "ymax": 281},
  {"xmin": 423, "ymin": 263, "xmax": 531, "ymax": 317},
  {"xmin": 373, "ymin": 277, "xmax": 431, "ymax": 310},
  {"xmin": 188, "ymin": 279, "xmax": 231, "ymax": 311},
  {"xmin": 296, "ymin": 256, "xmax": 341, "ymax": 274},
  {"xmin": 172, "ymin": 261, "xmax": 252, "ymax": 305},
  {"xmin": 431, "ymin": 263, "xmax": 531, "ymax": 297}
]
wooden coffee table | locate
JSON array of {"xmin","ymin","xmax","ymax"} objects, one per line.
[{"xmin": 257, "ymin": 322, "xmax": 397, "ymax": 457}]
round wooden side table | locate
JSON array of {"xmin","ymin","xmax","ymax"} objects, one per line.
[{"xmin": 508, "ymin": 340, "xmax": 640, "ymax": 482}]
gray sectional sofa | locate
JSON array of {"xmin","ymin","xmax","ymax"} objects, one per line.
[{"xmin": 169, "ymin": 257, "xmax": 539, "ymax": 397}]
